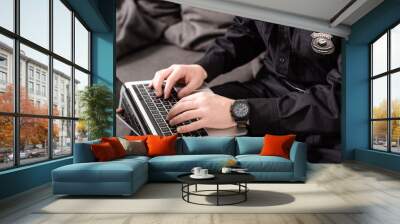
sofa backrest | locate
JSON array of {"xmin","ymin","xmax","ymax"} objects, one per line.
[
  {"xmin": 235, "ymin": 137, "xmax": 263, "ymax": 155},
  {"xmin": 74, "ymin": 136, "xmax": 294, "ymax": 162},
  {"xmin": 73, "ymin": 139, "xmax": 100, "ymax": 163},
  {"xmin": 177, "ymin": 137, "xmax": 236, "ymax": 155}
]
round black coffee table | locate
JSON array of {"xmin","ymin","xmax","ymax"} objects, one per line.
[{"xmin": 177, "ymin": 173, "xmax": 255, "ymax": 206}]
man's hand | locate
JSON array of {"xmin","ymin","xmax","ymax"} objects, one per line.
[
  {"xmin": 149, "ymin": 64, "xmax": 208, "ymax": 99},
  {"xmin": 166, "ymin": 92, "xmax": 237, "ymax": 133}
]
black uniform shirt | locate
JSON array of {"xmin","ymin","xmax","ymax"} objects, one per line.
[{"xmin": 197, "ymin": 17, "xmax": 342, "ymax": 136}]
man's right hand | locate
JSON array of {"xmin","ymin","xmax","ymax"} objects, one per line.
[{"xmin": 149, "ymin": 64, "xmax": 208, "ymax": 99}]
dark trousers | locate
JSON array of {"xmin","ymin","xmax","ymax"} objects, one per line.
[{"xmin": 211, "ymin": 80, "xmax": 264, "ymax": 99}]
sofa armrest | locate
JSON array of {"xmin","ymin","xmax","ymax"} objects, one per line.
[
  {"xmin": 73, "ymin": 140, "xmax": 100, "ymax": 163},
  {"xmin": 289, "ymin": 141, "xmax": 307, "ymax": 181}
]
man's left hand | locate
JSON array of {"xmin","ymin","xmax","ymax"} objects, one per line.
[{"xmin": 166, "ymin": 92, "xmax": 237, "ymax": 133}]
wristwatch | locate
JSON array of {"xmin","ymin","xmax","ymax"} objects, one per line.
[{"xmin": 230, "ymin": 100, "xmax": 250, "ymax": 127}]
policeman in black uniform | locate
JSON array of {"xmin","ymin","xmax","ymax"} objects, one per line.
[{"xmin": 152, "ymin": 17, "xmax": 342, "ymax": 162}]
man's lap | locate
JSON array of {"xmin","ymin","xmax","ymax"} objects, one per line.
[{"xmin": 210, "ymin": 80, "xmax": 266, "ymax": 99}]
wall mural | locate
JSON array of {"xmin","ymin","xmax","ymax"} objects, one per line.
[{"xmin": 115, "ymin": 0, "xmax": 343, "ymax": 163}]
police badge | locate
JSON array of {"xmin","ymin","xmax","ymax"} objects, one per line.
[{"xmin": 310, "ymin": 32, "xmax": 335, "ymax": 55}]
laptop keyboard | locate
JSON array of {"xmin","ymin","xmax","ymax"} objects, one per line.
[{"xmin": 134, "ymin": 84, "xmax": 208, "ymax": 136}]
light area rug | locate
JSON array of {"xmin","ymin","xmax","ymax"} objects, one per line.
[{"xmin": 38, "ymin": 183, "xmax": 362, "ymax": 214}]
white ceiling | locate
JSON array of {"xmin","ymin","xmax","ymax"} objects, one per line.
[
  {"xmin": 167, "ymin": 0, "xmax": 384, "ymax": 38},
  {"xmin": 227, "ymin": 0, "xmax": 352, "ymax": 21}
]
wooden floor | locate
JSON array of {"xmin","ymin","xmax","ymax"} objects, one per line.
[{"xmin": 1, "ymin": 162, "xmax": 400, "ymax": 224}]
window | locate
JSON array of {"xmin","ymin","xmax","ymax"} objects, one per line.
[
  {"xmin": 75, "ymin": 18, "xmax": 89, "ymax": 70},
  {"xmin": 42, "ymin": 85, "xmax": 46, "ymax": 97},
  {"xmin": 0, "ymin": 53, "xmax": 8, "ymax": 87},
  {"xmin": 74, "ymin": 69, "xmax": 89, "ymax": 142},
  {"xmin": 0, "ymin": 116, "xmax": 13, "ymax": 170},
  {"xmin": 41, "ymin": 73, "xmax": 46, "ymax": 83},
  {"xmin": 35, "ymin": 70, "xmax": 40, "ymax": 81},
  {"xmin": 35, "ymin": 83, "xmax": 40, "ymax": 95},
  {"xmin": 53, "ymin": 0, "xmax": 72, "ymax": 60},
  {"xmin": 0, "ymin": 72, "xmax": 6, "ymax": 85},
  {"xmin": 0, "ymin": 0, "xmax": 91, "ymax": 170},
  {"xmin": 0, "ymin": 53, "xmax": 8, "ymax": 91},
  {"xmin": 53, "ymin": 119, "xmax": 72, "ymax": 158},
  {"xmin": 0, "ymin": 54, "xmax": 7, "ymax": 89},
  {"xmin": 391, "ymin": 22, "xmax": 400, "ymax": 69},
  {"xmin": 53, "ymin": 59, "xmax": 72, "ymax": 117},
  {"xmin": 0, "ymin": 0, "xmax": 14, "ymax": 32},
  {"xmin": 371, "ymin": 23, "xmax": 400, "ymax": 153},
  {"xmin": 54, "ymin": 89, "xmax": 58, "ymax": 104},
  {"xmin": 28, "ymin": 81, "xmax": 33, "ymax": 94},
  {"xmin": 28, "ymin": 67, "xmax": 34, "ymax": 80},
  {"xmin": 0, "ymin": 35, "xmax": 13, "ymax": 112},
  {"xmin": 20, "ymin": 0, "xmax": 49, "ymax": 48},
  {"xmin": 0, "ymin": 55, "xmax": 7, "ymax": 67},
  {"xmin": 19, "ymin": 117, "xmax": 49, "ymax": 165},
  {"xmin": 74, "ymin": 69, "xmax": 89, "ymax": 118},
  {"xmin": 0, "ymin": 70, "xmax": 7, "ymax": 93}
]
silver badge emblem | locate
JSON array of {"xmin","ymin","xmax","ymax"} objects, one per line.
[{"xmin": 311, "ymin": 32, "xmax": 335, "ymax": 55}]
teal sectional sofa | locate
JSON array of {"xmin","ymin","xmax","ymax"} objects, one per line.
[{"xmin": 52, "ymin": 137, "xmax": 307, "ymax": 196}]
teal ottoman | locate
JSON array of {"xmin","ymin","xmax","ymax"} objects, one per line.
[{"xmin": 52, "ymin": 156, "xmax": 148, "ymax": 196}]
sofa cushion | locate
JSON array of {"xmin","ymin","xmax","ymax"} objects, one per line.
[
  {"xmin": 53, "ymin": 158, "xmax": 148, "ymax": 183},
  {"xmin": 147, "ymin": 135, "xmax": 177, "ymax": 157},
  {"xmin": 101, "ymin": 137, "xmax": 127, "ymax": 158},
  {"xmin": 149, "ymin": 154, "xmax": 235, "ymax": 172},
  {"xmin": 119, "ymin": 139, "xmax": 147, "ymax": 156},
  {"xmin": 124, "ymin": 135, "xmax": 148, "ymax": 141},
  {"xmin": 236, "ymin": 155, "xmax": 293, "ymax": 172},
  {"xmin": 235, "ymin": 137, "xmax": 263, "ymax": 155},
  {"xmin": 259, "ymin": 134, "xmax": 296, "ymax": 159},
  {"xmin": 179, "ymin": 137, "xmax": 235, "ymax": 155},
  {"xmin": 91, "ymin": 142, "xmax": 118, "ymax": 162}
]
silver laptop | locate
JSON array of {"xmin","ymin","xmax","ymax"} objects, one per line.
[{"xmin": 117, "ymin": 80, "xmax": 246, "ymax": 137}]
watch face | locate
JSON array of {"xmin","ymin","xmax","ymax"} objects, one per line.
[{"xmin": 234, "ymin": 102, "xmax": 249, "ymax": 118}]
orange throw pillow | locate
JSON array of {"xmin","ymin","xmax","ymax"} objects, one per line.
[
  {"xmin": 101, "ymin": 137, "xmax": 127, "ymax": 158},
  {"xmin": 259, "ymin": 134, "xmax": 296, "ymax": 159},
  {"xmin": 91, "ymin": 142, "xmax": 117, "ymax": 162},
  {"xmin": 146, "ymin": 135, "xmax": 177, "ymax": 157},
  {"xmin": 124, "ymin": 135, "xmax": 148, "ymax": 141}
]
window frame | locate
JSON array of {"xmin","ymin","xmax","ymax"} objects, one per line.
[
  {"xmin": 370, "ymin": 20, "xmax": 400, "ymax": 154},
  {"xmin": 0, "ymin": 0, "xmax": 92, "ymax": 171}
]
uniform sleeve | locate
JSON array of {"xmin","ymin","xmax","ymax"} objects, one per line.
[
  {"xmin": 196, "ymin": 17, "xmax": 266, "ymax": 83},
  {"xmin": 247, "ymin": 67, "xmax": 341, "ymax": 136}
]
